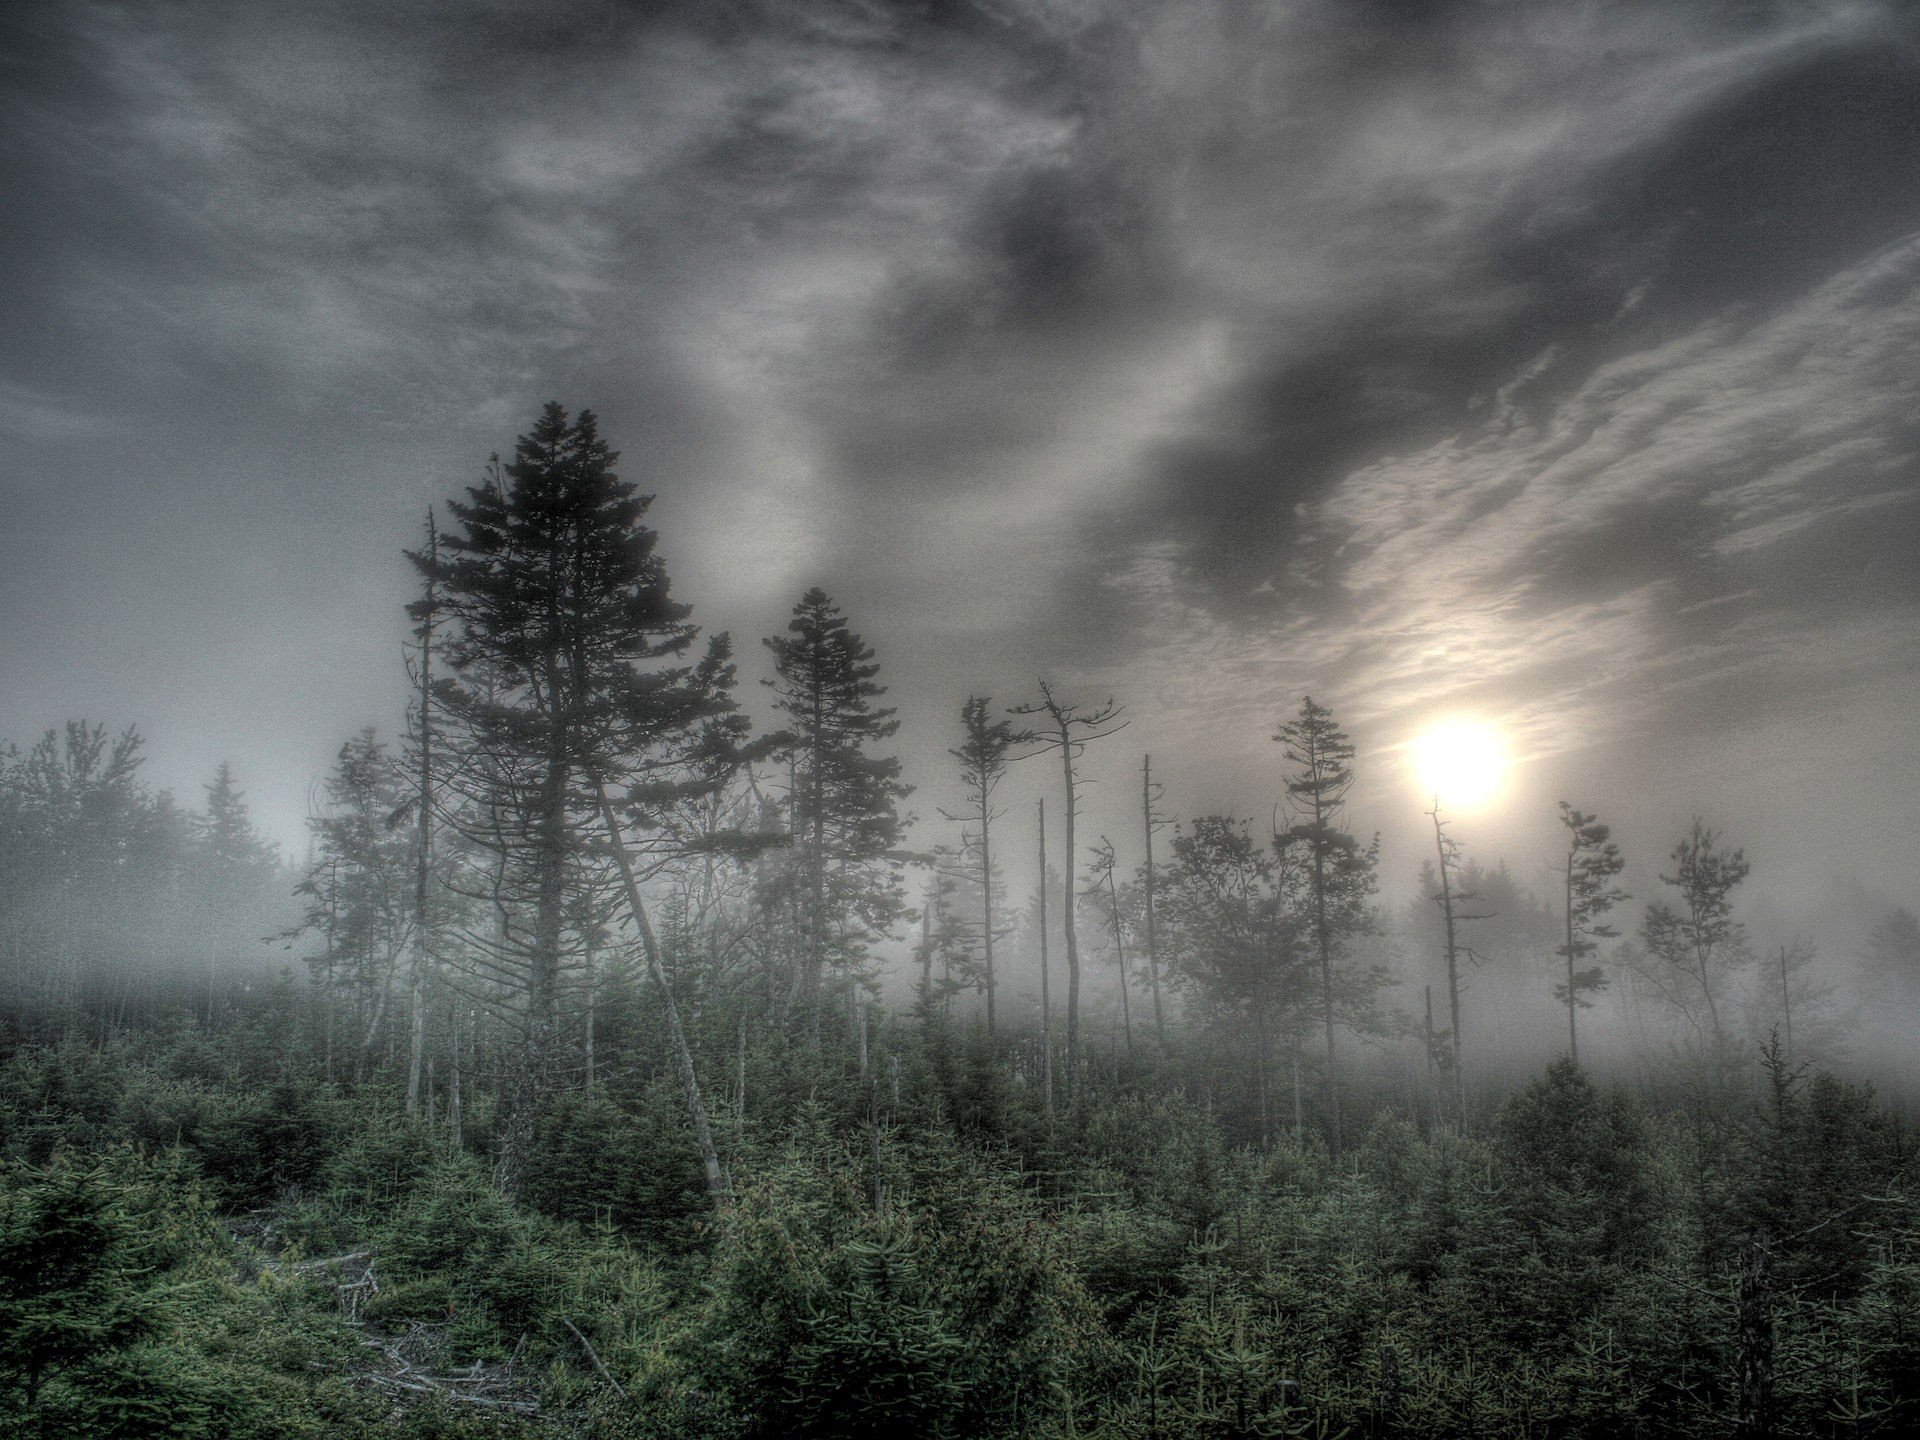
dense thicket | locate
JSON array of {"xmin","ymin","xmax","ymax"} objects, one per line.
[{"xmin": 2, "ymin": 1005, "xmax": 1916, "ymax": 1439}]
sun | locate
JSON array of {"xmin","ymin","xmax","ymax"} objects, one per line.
[{"xmin": 1412, "ymin": 720, "xmax": 1506, "ymax": 809}]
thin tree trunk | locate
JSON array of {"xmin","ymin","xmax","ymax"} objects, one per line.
[
  {"xmin": 323, "ymin": 860, "xmax": 339, "ymax": 1084},
  {"xmin": 448, "ymin": 996, "xmax": 464, "ymax": 1153},
  {"xmin": 496, "ymin": 740, "xmax": 569, "ymax": 1200},
  {"xmin": 1038, "ymin": 798, "xmax": 1053, "ymax": 1120},
  {"xmin": 735, "ymin": 1012, "xmax": 747, "ymax": 1123},
  {"xmin": 1778, "ymin": 947, "xmax": 1793, "ymax": 1060},
  {"xmin": 1564, "ymin": 847, "xmax": 1580, "ymax": 1064},
  {"xmin": 919, "ymin": 898, "xmax": 935, "ymax": 1022},
  {"xmin": 1431, "ymin": 801, "xmax": 1467, "ymax": 1124},
  {"xmin": 583, "ymin": 929, "xmax": 597, "ymax": 1091},
  {"xmin": 595, "ymin": 783, "xmax": 730, "ymax": 1214},
  {"xmin": 407, "ymin": 510, "xmax": 436, "ymax": 1120},
  {"xmin": 1104, "ymin": 859, "xmax": 1134, "ymax": 1061},
  {"xmin": 1255, "ymin": 1002, "xmax": 1270, "ymax": 1147},
  {"xmin": 1142, "ymin": 756, "xmax": 1167, "ymax": 1050},
  {"xmin": 358, "ymin": 950, "xmax": 398, "ymax": 1085},
  {"xmin": 980, "ymin": 777, "xmax": 997, "ymax": 1037},
  {"xmin": 1057, "ymin": 732, "xmax": 1082, "ymax": 1101},
  {"xmin": 1738, "ymin": 1231, "xmax": 1775, "ymax": 1440},
  {"xmin": 1309, "ymin": 783, "xmax": 1343, "ymax": 1162}
]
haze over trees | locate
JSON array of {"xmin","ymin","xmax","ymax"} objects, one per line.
[{"xmin": 4, "ymin": 404, "xmax": 1917, "ymax": 1439}]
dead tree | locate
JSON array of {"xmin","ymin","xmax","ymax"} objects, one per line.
[
  {"xmin": 1010, "ymin": 682, "xmax": 1125, "ymax": 1102},
  {"xmin": 1142, "ymin": 755, "xmax": 1169, "ymax": 1050}
]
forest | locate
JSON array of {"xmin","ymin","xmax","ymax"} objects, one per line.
[{"xmin": 3, "ymin": 403, "xmax": 1917, "ymax": 1440}]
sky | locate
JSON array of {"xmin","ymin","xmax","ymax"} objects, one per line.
[{"xmin": 4, "ymin": 0, "xmax": 1918, "ymax": 927}]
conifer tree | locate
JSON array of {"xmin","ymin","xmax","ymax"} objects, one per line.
[
  {"xmin": 1636, "ymin": 819, "xmax": 1752, "ymax": 1048},
  {"xmin": 291, "ymin": 731, "xmax": 412, "ymax": 1082},
  {"xmin": 195, "ymin": 761, "xmax": 280, "ymax": 1020},
  {"xmin": 763, "ymin": 588, "xmax": 910, "ymax": 1038},
  {"xmin": 414, "ymin": 401, "xmax": 741, "ymax": 1200},
  {"xmin": 944, "ymin": 696, "xmax": 1022, "ymax": 1034},
  {"xmin": 1274, "ymin": 697, "xmax": 1377, "ymax": 1159},
  {"xmin": 1555, "ymin": 802, "xmax": 1627, "ymax": 1064}
]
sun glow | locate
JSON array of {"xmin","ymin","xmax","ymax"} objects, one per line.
[{"xmin": 1412, "ymin": 720, "xmax": 1507, "ymax": 809}]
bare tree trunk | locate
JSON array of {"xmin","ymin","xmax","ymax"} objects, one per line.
[
  {"xmin": 1255, "ymin": 1003, "xmax": 1270, "ymax": 1147},
  {"xmin": 1142, "ymin": 755, "xmax": 1167, "ymax": 1050},
  {"xmin": 1104, "ymin": 857, "xmax": 1134, "ymax": 1061},
  {"xmin": 448, "ymin": 996, "xmax": 463, "ymax": 1153},
  {"xmin": 358, "ymin": 950, "xmax": 398, "ymax": 1085},
  {"xmin": 1057, "ymin": 737, "xmax": 1082, "ymax": 1102},
  {"xmin": 1778, "ymin": 947, "xmax": 1794, "ymax": 1060},
  {"xmin": 980, "ymin": 776, "xmax": 998, "ymax": 1037},
  {"xmin": 407, "ymin": 510, "xmax": 437, "ymax": 1121},
  {"xmin": 1564, "ymin": 849, "xmax": 1580, "ymax": 1065},
  {"xmin": 1431, "ymin": 800, "xmax": 1468, "ymax": 1124},
  {"xmin": 1309, "ymin": 790, "xmax": 1343, "ymax": 1162},
  {"xmin": 1038, "ymin": 798, "xmax": 1053, "ymax": 1120},
  {"xmin": 583, "ymin": 929, "xmax": 597, "ymax": 1091},
  {"xmin": 918, "ymin": 898, "xmax": 935, "ymax": 1022},
  {"xmin": 323, "ymin": 861, "xmax": 339, "ymax": 1084},
  {"xmin": 596, "ymin": 784, "xmax": 730, "ymax": 1214},
  {"xmin": 735, "ymin": 1012, "xmax": 747, "ymax": 1124}
]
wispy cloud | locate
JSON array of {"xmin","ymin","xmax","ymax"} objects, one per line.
[{"xmin": 1137, "ymin": 235, "xmax": 1920, "ymax": 769}]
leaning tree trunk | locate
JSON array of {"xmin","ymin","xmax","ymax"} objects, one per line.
[{"xmin": 596, "ymin": 783, "xmax": 731, "ymax": 1214}]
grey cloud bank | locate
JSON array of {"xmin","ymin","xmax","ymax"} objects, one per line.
[{"xmin": 2, "ymin": 0, "xmax": 1916, "ymax": 915}]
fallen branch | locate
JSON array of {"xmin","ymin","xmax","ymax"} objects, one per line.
[
  {"xmin": 366, "ymin": 1374, "xmax": 540, "ymax": 1414},
  {"xmin": 562, "ymin": 1316, "xmax": 629, "ymax": 1401}
]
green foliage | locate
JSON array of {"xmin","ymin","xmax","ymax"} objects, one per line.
[
  {"xmin": 523, "ymin": 1086, "xmax": 707, "ymax": 1249},
  {"xmin": 0, "ymin": 1156, "xmax": 164, "ymax": 1410},
  {"xmin": 373, "ymin": 1156, "xmax": 570, "ymax": 1346},
  {"xmin": 673, "ymin": 1129, "xmax": 1098, "ymax": 1439}
]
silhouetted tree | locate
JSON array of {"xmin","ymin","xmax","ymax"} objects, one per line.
[
  {"xmin": 1140, "ymin": 754, "xmax": 1169, "ymax": 1050},
  {"xmin": 763, "ymin": 588, "xmax": 910, "ymax": 1040},
  {"xmin": 415, "ymin": 402, "xmax": 740, "ymax": 1201},
  {"xmin": 943, "ymin": 696, "xmax": 1022, "ymax": 1035},
  {"xmin": 1275, "ymin": 697, "xmax": 1378, "ymax": 1159},
  {"xmin": 1635, "ymin": 819, "xmax": 1751, "ymax": 1049},
  {"xmin": 1010, "ymin": 682, "xmax": 1124, "ymax": 1102},
  {"xmin": 1083, "ymin": 836, "xmax": 1134, "ymax": 1061},
  {"xmin": 1162, "ymin": 815, "xmax": 1309, "ymax": 1140},
  {"xmin": 194, "ymin": 761, "xmax": 281, "ymax": 1020},
  {"xmin": 1555, "ymin": 802, "xmax": 1628, "ymax": 1064},
  {"xmin": 291, "ymin": 731, "xmax": 412, "ymax": 1082}
]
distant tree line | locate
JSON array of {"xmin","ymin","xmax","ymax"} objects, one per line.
[{"xmin": 0, "ymin": 724, "xmax": 286, "ymax": 1022}]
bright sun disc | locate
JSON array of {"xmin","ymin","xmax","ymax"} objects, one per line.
[{"xmin": 1413, "ymin": 721, "xmax": 1506, "ymax": 808}]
